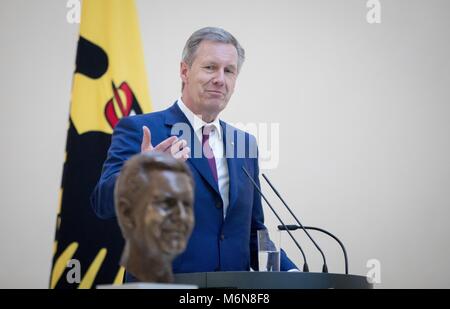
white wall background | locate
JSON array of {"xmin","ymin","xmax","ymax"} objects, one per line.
[{"xmin": 0, "ymin": 0, "xmax": 449, "ymax": 288}]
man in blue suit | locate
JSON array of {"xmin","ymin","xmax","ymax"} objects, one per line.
[{"xmin": 91, "ymin": 27, "xmax": 297, "ymax": 277}]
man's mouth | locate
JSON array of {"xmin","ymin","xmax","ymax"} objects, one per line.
[
  {"xmin": 205, "ymin": 90, "xmax": 225, "ymax": 96},
  {"xmin": 162, "ymin": 227, "xmax": 188, "ymax": 237}
]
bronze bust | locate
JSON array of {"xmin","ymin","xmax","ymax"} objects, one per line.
[{"xmin": 114, "ymin": 152, "xmax": 195, "ymax": 283}]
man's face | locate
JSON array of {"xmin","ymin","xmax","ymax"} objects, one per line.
[
  {"xmin": 133, "ymin": 170, "xmax": 194, "ymax": 257},
  {"xmin": 181, "ymin": 40, "xmax": 239, "ymax": 119}
]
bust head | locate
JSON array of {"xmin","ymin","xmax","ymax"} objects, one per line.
[{"xmin": 114, "ymin": 152, "xmax": 195, "ymax": 282}]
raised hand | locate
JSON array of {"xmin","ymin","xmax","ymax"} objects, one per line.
[{"xmin": 141, "ymin": 126, "xmax": 190, "ymax": 161}]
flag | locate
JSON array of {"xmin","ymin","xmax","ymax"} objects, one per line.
[{"xmin": 50, "ymin": 0, "xmax": 152, "ymax": 289}]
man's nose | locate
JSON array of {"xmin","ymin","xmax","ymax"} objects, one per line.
[
  {"xmin": 212, "ymin": 70, "xmax": 225, "ymax": 86},
  {"xmin": 174, "ymin": 201, "xmax": 187, "ymax": 220}
]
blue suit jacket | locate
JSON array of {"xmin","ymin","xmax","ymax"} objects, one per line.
[{"xmin": 91, "ymin": 102, "xmax": 297, "ymax": 272}]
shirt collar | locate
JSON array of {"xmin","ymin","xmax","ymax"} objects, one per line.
[{"xmin": 177, "ymin": 98, "xmax": 222, "ymax": 139}]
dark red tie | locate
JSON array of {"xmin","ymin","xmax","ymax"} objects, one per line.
[{"xmin": 202, "ymin": 125, "xmax": 218, "ymax": 183}]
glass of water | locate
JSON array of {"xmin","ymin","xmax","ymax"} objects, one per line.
[{"xmin": 257, "ymin": 229, "xmax": 280, "ymax": 271}]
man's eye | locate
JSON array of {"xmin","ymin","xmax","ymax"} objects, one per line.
[
  {"xmin": 204, "ymin": 65, "xmax": 214, "ymax": 70},
  {"xmin": 165, "ymin": 199, "xmax": 177, "ymax": 208},
  {"xmin": 155, "ymin": 199, "xmax": 174, "ymax": 209}
]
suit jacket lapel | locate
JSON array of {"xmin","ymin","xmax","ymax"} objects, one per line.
[{"xmin": 164, "ymin": 102, "xmax": 220, "ymax": 195}]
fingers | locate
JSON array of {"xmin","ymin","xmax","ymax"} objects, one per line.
[
  {"xmin": 173, "ymin": 146, "xmax": 191, "ymax": 161},
  {"xmin": 154, "ymin": 136, "xmax": 179, "ymax": 152},
  {"xmin": 141, "ymin": 126, "xmax": 153, "ymax": 152},
  {"xmin": 169, "ymin": 139, "xmax": 187, "ymax": 155},
  {"xmin": 169, "ymin": 139, "xmax": 190, "ymax": 161},
  {"xmin": 142, "ymin": 131, "xmax": 190, "ymax": 161}
]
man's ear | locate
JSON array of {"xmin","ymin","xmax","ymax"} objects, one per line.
[
  {"xmin": 117, "ymin": 198, "xmax": 135, "ymax": 232},
  {"xmin": 180, "ymin": 61, "xmax": 189, "ymax": 84}
]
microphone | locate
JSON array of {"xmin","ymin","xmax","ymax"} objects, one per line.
[
  {"xmin": 262, "ymin": 173, "xmax": 328, "ymax": 273},
  {"xmin": 278, "ymin": 225, "xmax": 349, "ymax": 274},
  {"xmin": 242, "ymin": 166, "xmax": 309, "ymax": 272}
]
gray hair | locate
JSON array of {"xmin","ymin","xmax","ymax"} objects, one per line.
[{"xmin": 182, "ymin": 27, "xmax": 245, "ymax": 72}]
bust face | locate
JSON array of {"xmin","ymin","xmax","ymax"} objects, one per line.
[{"xmin": 132, "ymin": 170, "xmax": 195, "ymax": 257}]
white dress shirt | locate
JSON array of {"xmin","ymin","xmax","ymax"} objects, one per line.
[{"xmin": 177, "ymin": 98, "xmax": 230, "ymax": 218}]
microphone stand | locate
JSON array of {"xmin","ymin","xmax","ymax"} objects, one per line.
[
  {"xmin": 262, "ymin": 174, "xmax": 328, "ymax": 273},
  {"xmin": 278, "ymin": 225, "xmax": 349, "ymax": 275},
  {"xmin": 242, "ymin": 167, "xmax": 309, "ymax": 272}
]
